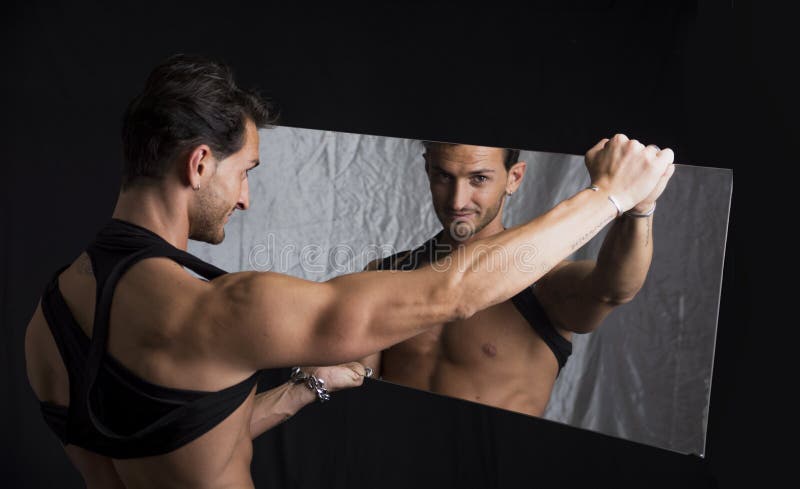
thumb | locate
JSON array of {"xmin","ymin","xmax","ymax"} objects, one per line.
[
  {"xmin": 342, "ymin": 362, "xmax": 367, "ymax": 378},
  {"xmin": 648, "ymin": 164, "xmax": 676, "ymax": 203}
]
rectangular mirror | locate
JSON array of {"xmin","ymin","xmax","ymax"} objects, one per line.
[{"xmin": 189, "ymin": 125, "xmax": 732, "ymax": 456}]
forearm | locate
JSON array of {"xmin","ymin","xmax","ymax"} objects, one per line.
[
  {"xmin": 249, "ymin": 382, "xmax": 317, "ymax": 439},
  {"xmin": 358, "ymin": 352, "xmax": 381, "ymax": 378},
  {"xmin": 588, "ymin": 213, "xmax": 654, "ymax": 303},
  {"xmin": 450, "ymin": 187, "xmax": 620, "ymax": 314}
]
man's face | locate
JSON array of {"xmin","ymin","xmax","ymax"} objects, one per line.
[
  {"xmin": 425, "ymin": 144, "xmax": 509, "ymax": 241},
  {"xmin": 190, "ymin": 119, "xmax": 260, "ymax": 244}
]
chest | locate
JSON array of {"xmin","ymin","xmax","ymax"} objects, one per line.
[{"xmin": 386, "ymin": 300, "xmax": 549, "ymax": 367}]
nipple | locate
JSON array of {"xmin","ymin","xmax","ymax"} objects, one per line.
[{"xmin": 481, "ymin": 342, "xmax": 497, "ymax": 357}]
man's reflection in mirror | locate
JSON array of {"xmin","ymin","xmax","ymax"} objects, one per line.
[{"xmin": 360, "ymin": 141, "xmax": 672, "ymax": 416}]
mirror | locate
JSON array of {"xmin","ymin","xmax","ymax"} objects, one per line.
[{"xmin": 189, "ymin": 125, "xmax": 732, "ymax": 456}]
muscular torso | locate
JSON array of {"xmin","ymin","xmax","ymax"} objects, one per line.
[
  {"xmin": 380, "ymin": 296, "xmax": 571, "ymax": 417},
  {"xmin": 24, "ymin": 253, "xmax": 259, "ymax": 489}
]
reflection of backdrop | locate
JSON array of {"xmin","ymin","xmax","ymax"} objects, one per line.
[{"xmin": 190, "ymin": 126, "xmax": 732, "ymax": 455}]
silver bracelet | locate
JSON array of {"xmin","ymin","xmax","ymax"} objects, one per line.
[
  {"xmin": 289, "ymin": 367, "xmax": 331, "ymax": 402},
  {"xmin": 586, "ymin": 184, "xmax": 623, "ymax": 218},
  {"xmin": 624, "ymin": 202, "xmax": 656, "ymax": 218}
]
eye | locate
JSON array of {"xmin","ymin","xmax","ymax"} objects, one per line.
[
  {"xmin": 471, "ymin": 175, "xmax": 489, "ymax": 185},
  {"xmin": 436, "ymin": 171, "xmax": 452, "ymax": 182}
]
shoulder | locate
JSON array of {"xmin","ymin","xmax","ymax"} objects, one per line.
[{"xmin": 120, "ymin": 256, "xmax": 211, "ymax": 299}]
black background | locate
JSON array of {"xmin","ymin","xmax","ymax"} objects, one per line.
[{"xmin": 2, "ymin": 1, "xmax": 790, "ymax": 488}]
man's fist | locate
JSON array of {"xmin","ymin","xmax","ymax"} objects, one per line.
[
  {"xmin": 301, "ymin": 362, "xmax": 369, "ymax": 392},
  {"xmin": 630, "ymin": 159, "xmax": 676, "ymax": 214},
  {"xmin": 585, "ymin": 134, "xmax": 674, "ymax": 213}
]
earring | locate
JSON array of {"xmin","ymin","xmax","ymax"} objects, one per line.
[
  {"xmin": 506, "ymin": 190, "xmax": 513, "ymax": 196},
  {"xmin": 193, "ymin": 184, "xmax": 200, "ymax": 191}
]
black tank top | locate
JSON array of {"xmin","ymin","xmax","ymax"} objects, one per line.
[
  {"xmin": 37, "ymin": 218, "xmax": 261, "ymax": 459},
  {"xmin": 377, "ymin": 232, "xmax": 572, "ymax": 370}
]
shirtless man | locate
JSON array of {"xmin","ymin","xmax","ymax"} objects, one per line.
[
  {"xmin": 361, "ymin": 142, "xmax": 674, "ymax": 417},
  {"xmin": 23, "ymin": 53, "xmax": 673, "ymax": 489}
]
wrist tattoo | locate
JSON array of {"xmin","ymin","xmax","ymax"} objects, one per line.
[{"xmin": 570, "ymin": 215, "xmax": 614, "ymax": 252}]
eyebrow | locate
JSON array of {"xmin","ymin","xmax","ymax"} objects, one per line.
[{"xmin": 434, "ymin": 165, "xmax": 495, "ymax": 176}]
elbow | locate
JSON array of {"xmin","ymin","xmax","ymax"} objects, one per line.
[
  {"xmin": 601, "ymin": 295, "xmax": 635, "ymax": 307},
  {"xmin": 453, "ymin": 301, "xmax": 477, "ymax": 321},
  {"xmin": 439, "ymin": 263, "xmax": 505, "ymax": 321},
  {"xmin": 443, "ymin": 272, "xmax": 479, "ymax": 321},
  {"xmin": 595, "ymin": 287, "xmax": 641, "ymax": 307}
]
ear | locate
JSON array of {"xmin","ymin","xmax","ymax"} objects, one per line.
[
  {"xmin": 506, "ymin": 161, "xmax": 527, "ymax": 194},
  {"xmin": 186, "ymin": 144, "xmax": 214, "ymax": 190}
]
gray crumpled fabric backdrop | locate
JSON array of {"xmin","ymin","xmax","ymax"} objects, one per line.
[{"xmin": 189, "ymin": 126, "xmax": 732, "ymax": 456}]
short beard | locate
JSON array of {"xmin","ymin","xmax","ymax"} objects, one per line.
[
  {"xmin": 189, "ymin": 184, "xmax": 230, "ymax": 244},
  {"xmin": 443, "ymin": 192, "xmax": 505, "ymax": 242}
]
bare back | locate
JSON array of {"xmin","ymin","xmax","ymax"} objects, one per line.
[
  {"xmin": 381, "ymin": 295, "xmax": 572, "ymax": 417},
  {"xmin": 24, "ymin": 253, "xmax": 260, "ymax": 489}
]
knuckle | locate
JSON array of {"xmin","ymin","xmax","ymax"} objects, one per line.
[{"xmin": 627, "ymin": 139, "xmax": 643, "ymax": 150}]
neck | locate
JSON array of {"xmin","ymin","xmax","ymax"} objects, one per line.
[{"xmin": 111, "ymin": 183, "xmax": 191, "ymax": 250}]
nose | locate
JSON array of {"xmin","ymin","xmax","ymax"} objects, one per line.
[
  {"xmin": 449, "ymin": 180, "xmax": 472, "ymax": 211},
  {"xmin": 237, "ymin": 177, "xmax": 250, "ymax": 210}
]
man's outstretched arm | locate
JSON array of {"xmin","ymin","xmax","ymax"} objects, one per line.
[
  {"xmin": 534, "ymin": 160, "xmax": 676, "ymax": 333},
  {"xmin": 195, "ymin": 135, "xmax": 674, "ymax": 372}
]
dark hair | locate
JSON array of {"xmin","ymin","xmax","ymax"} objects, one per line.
[
  {"xmin": 121, "ymin": 53, "xmax": 278, "ymax": 188},
  {"xmin": 421, "ymin": 141, "xmax": 520, "ymax": 171}
]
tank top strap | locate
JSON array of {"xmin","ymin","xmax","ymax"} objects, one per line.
[{"xmin": 78, "ymin": 219, "xmax": 228, "ymax": 438}]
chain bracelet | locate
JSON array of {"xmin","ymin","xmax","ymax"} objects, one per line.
[{"xmin": 289, "ymin": 367, "xmax": 331, "ymax": 403}]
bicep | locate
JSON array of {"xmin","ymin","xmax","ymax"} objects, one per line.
[
  {"xmin": 199, "ymin": 265, "xmax": 456, "ymax": 372},
  {"xmin": 200, "ymin": 271, "xmax": 341, "ymax": 370},
  {"xmin": 534, "ymin": 259, "xmax": 616, "ymax": 334}
]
